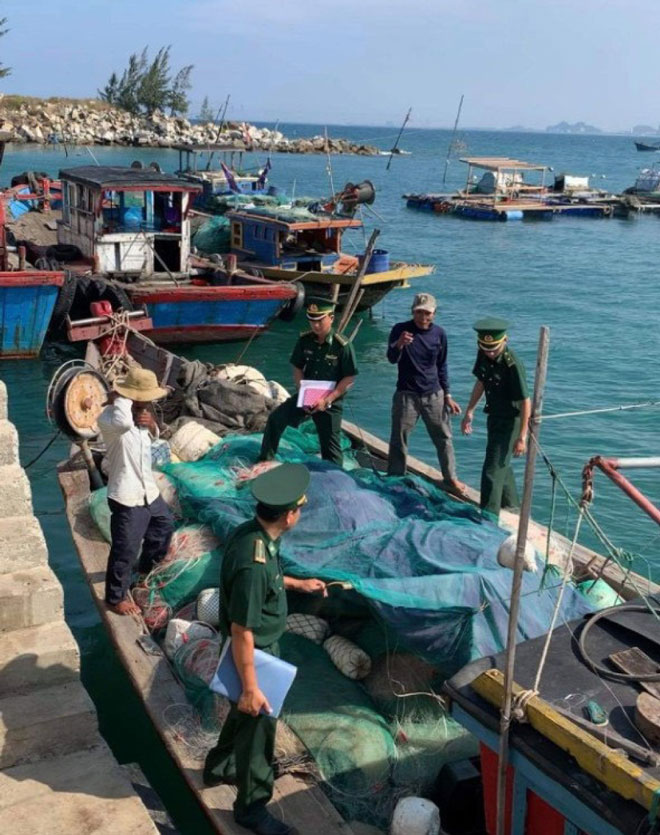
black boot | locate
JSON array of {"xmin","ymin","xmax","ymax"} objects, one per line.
[{"xmin": 235, "ymin": 805, "xmax": 295, "ymax": 835}]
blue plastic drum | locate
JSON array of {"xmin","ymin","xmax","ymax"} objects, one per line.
[{"xmin": 366, "ymin": 249, "xmax": 390, "ymax": 273}]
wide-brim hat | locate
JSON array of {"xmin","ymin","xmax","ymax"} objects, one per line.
[{"xmin": 113, "ymin": 365, "xmax": 168, "ymax": 402}]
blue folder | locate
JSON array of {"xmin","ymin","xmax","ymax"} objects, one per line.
[{"xmin": 209, "ymin": 638, "xmax": 298, "ymax": 718}]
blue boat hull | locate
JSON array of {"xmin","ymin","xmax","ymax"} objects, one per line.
[{"xmin": 0, "ymin": 274, "xmax": 64, "ymax": 358}]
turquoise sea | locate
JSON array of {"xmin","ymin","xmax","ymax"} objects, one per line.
[{"xmin": 3, "ymin": 125, "xmax": 660, "ymax": 831}]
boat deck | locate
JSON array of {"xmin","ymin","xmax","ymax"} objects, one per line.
[{"xmin": 58, "ymin": 465, "xmax": 353, "ymax": 835}]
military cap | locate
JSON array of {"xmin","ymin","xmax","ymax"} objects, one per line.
[
  {"xmin": 473, "ymin": 317, "xmax": 509, "ymax": 348},
  {"xmin": 306, "ymin": 296, "xmax": 336, "ymax": 320},
  {"xmin": 251, "ymin": 463, "xmax": 310, "ymax": 512},
  {"xmin": 412, "ymin": 292, "xmax": 437, "ymax": 312}
]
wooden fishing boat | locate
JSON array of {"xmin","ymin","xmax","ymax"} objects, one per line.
[
  {"xmin": 3, "ymin": 166, "xmax": 304, "ymax": 346},
  {"xmin": 635, "ymin": 141, "xmax": 660, "ymax": 152},
  {"xmin": 227, "ymin": 207, "xmax": 434, "ymax": 310},
  {"xmin": 54, "ymin": 325, "xmax": 660, "ymax": 833}
]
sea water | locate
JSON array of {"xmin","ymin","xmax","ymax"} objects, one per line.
[{"xmin": 2, "ymin": 127, "xmax": 659, "ymax": 831}]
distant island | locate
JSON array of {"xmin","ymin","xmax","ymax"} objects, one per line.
[{"xmin": 545, "ymin": 121, "xmax": 602, "ymax": 134}]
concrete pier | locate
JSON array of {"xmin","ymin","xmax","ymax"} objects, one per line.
[{"xmin": 0, "ymin": 380, "xmax": 159, "ymax": 833}]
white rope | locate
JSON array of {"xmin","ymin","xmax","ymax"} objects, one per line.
[
  {"xmin": 541, "ymin": 400, "xmax": 660, "ymax": 421},
  {"xmin": 532, "ymin": 508, "xmax": 584, "ymax": 693}
]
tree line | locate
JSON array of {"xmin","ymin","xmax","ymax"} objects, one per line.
[{"xmin": 98, "ymin": 46, "xmax": 193, "ymax": 116}]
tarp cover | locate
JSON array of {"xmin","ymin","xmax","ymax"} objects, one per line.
[{"xmin": 163, "ymin": 432, "xmax": 594, "ymax": 675}]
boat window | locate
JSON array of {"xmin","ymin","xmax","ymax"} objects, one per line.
[{"xmin": 231, "ymin": 222, "xmax": 243, "ymax": 249}]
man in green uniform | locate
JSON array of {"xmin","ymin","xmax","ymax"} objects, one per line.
[
  {"xmin": 203, "ymin": 463, "xmax": 326, "ymax": 835},
  {"xmin": 461, "ymin": 318, "xmax": 531, "ymax": 519},
  {"xmin": 259, "ymin": 297, "xmax": 358, "ymax": 467}
]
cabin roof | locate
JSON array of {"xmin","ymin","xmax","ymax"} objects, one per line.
[
  {"xmin": 59, "ymin": 166, "xmax": 202, "ymax": 192},
  {"xmin": 173, "ymin": 143, "xmax": 248, "ymax": 152},
  {"xmin": 460, "ymin": 156, "xmax": 548, "ymax": 172},
  {"xmin": 227, "ymin": 208, "xmax": 363, "ymax": 231}
]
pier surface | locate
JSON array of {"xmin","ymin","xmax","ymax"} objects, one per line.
[{"xmin": 0, "ymin": 379, "xmax": 159, "ymax": 834}]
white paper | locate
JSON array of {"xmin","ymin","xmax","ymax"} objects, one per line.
[{"xmin": 296, "ymin": 379, "xmax": 337, "ymax": 409}]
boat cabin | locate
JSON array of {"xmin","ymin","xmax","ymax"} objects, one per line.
[
  {"xmin": 175, "ymin": 144, "xmax": 269, "ymax": 204},
  {"xmin": 227, "ymin": 208, "xmax": 362, "ymax": 271},
  {"xmin": 460, "ymin": 157, "xmax": 548, "ymax": 198},
  {"xmin": 58, "ymin": 166, "xmax": 201, "ymax": 276}
]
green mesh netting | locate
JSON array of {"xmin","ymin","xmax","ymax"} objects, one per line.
[
  {"xmin": 89, "ymin": 486, "xmax": 111, "ymax": 542},
  {"xmin": 191, "ymin": 215, "xmax": 231, "ymax": 254}
]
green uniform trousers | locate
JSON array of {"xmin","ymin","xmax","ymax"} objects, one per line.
[
  {"xmin": 480, "ymin": 415, "xmax": 520, "ymax": 517},
  {"xmin": 259, "ymin": 395, "xmax": 344, "ymax": 467},
  {"xmin": 204, "ymin": 643, "xmax": 280, "ymax": 820}
]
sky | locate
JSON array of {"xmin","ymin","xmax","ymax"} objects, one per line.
[{"xmin": 0, "ymin": 0, "xmax": 658, "ymax": 131}]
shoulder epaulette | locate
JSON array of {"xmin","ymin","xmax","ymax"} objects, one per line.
[
  {"xmin": 504, "ymin": 349, "xmax": 516, "ymax": 367},
  {"xmin": 253, "ymin": 539, "xmax": 266, "ymax": 564},
  {"xmin": 334, "ymin": 332, "xmax": 348, "ymax": 347}
]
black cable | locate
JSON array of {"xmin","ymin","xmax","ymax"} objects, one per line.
[
  {"xmin": 24, "ymin": 430, "xmax": 61, "ymax": 470},
  {"xmin": 578, "ymin": 603, "xmax": 660, "ymax": 682}
]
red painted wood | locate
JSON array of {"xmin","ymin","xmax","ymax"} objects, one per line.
[
  {"xmin": 142, "ymin": 324, "xmax": 264, "ymax": 344},
  {"xmin": 129, "ymin": 285, "xmax": 296, "ymax": 304},
  {"xmin": 0, "ymin": 271, "xmax": 65, "ymax": 287}
]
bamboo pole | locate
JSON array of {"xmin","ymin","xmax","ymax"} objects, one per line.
[
  {"xmin": 386, "ymin": 107, "xmax": 411, "ymax": 172},
  {"xmin": 336, "ymin": 229, "xmax": 379, "ymax": 335},
  {"xmin": 495, "ymin": 325, "xmax": 550, "ymax": 835},
  {"xmin": 442, "ymin": 94, "xmax": 464, "ymax": 187}
]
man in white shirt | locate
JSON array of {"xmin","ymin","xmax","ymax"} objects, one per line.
[{"xmin": 98, "ymin": 365, "xmax": 174, "ymax": 615}]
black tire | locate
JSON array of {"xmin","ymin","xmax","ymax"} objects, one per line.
[
  {"xmin": 46, "ymin": 243, "xmax": 81, "ymax": 263},
  {"xmin": 278, "ymin": 281, "xmax": 305, "ymax": 322},
  {"xmin": 47, "ymin": 272, "xmax": 78, "ymax": 337},
  {"xmin": 48, "ymin": 274, "xmax": 135, "ymax": 339}
]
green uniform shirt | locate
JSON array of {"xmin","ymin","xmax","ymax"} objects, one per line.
[
  {"xmin": 472, "ymin": 346, "xmax": 529, "ymax": 417},
  {"xmin": 220, "ymin": 518, "xmax": 287, "ymax": 648},
  {"xmin": 290, "ymin": 330, "xmax": 358, "ymax": 390}
]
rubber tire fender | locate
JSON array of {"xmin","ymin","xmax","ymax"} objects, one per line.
[
  {"xmin": 46, "ymin": 243, "xmax": 82, "ymax": 263},
  {"xmin": 278, "ymin": 281, "xmax": 305, "ymax": 322}
]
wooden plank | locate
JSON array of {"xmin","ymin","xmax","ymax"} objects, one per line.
[
  {"xmin": 609, "ymin": 648, "xmax": 660, "ymax": 700},
  {"xmin": 635, "ymin": 693, "xmax": 660, "ymax": 747},
  {"xmin": 57, "ymin": 466, "xmax": 353, "ymax": 835},
  {"xmin": 340, "ymin": 420, "xmax": 660, "ymax": 601},
  {"xmin": 472, "ymin": 669, "xmax": 660, "ymax": 813}
]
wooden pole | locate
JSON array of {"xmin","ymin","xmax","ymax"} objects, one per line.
[
  {"xmin": 495, "ymin": 325, "xmax": 550, "ymax": 835},
  {"xmin": 336, "ymin": 229, "xmax": 379, "ymax": 334},
  {"xmin": 386, "ymin": 107, "xmax": 412, "ymax": 172},
  {"xmin": 442, "ymin": 93, "xmax": 464, "ymax": 187}
]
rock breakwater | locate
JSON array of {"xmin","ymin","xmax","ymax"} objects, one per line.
[{"xmin": 0, "ymin": 98, "xmax": 380, "ymax": 155}]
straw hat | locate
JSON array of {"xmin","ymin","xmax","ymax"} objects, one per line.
[{"xmin": 113, "ymin": 366, "xmax": 168, "ymax": 402}]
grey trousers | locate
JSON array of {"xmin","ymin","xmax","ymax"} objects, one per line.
[{"xmin": 387, "ymin": 389, "xmax": 457, "ymax": 481}]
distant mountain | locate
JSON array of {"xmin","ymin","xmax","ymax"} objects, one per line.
[
  {"xmin": 502, "ymin": 125, "xmax": 535, "ymax": 132},
  {"xmin": 545, "ymin": 121, "xmax": 602, "ymax": 134},
  {"xmin": 633, "ymin": 124, "xmax": 659, "ymax": 136}
]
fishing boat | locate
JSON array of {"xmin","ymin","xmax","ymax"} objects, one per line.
[
  {"xmin": 53, "ymin": 320, "xmax": 656, "ymax": 834},
  {"xmin": 175, "ymin": 144, "xmax": 271, "ymax": 211},
  {"xmin": 635, "ymin": 141, "xmax": 660, "ymax": 152},
  {"xmin": 226, "ymin": 204, "xmax": 434, "ymax": 310},
  {"xmin": 404, "ymin": 157, "xmax": 616, "ymax": 221},
  {"xmin": 5, "ymin": 165, "xmax": 304, "ymax": 346}
]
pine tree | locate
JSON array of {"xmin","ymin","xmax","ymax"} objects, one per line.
[
  {"xmin": 98, "ymin": 72, "xmax": 120, "ymax": 105},
  {"xmin": 116, "ymin": 49, "xmax": 148, "ymax": 114},
  {"xmin": 198, "ymin": 95, "xmax": 214, "ymax": 123},
  {"xmin": 137, "ymin": 46, "xmax": 171, "ymax": 114},
  {"xmin": 168, "ymin": 65, "xmax": 193, "ymax": 116},
  {"xmin": 0, "ymin": 17, "xmax": 11, "ymax": 79}
]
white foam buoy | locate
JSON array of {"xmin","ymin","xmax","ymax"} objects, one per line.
[
  {"xmin": 286, "ymin": 613, "xmax": 330, "ymax": 644},
  {"xmin": 169, "ymin": 421, "xmax": 221, "ymax": 462},
  {"xmin": 323, "ymin": 635, "xmax": 371, "ymax": 680},
  {"xmin": 197, "ymin": 588, "xmax": 221, "ymax": 626},
  {"xmin": 497, "ymin": 532, "xmax": 538, "ymax": 572},
  {"xmin": 390, "ymin": 797, "xmax": 441, "ymax": 835}
]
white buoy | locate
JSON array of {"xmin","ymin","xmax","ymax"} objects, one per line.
[
  {"xmin": 390, "ymin": 796, "xmax": 442, "ymax": 835},
  {"xmin": 497, "ymin": 532, "xmax": 538, "ymax": 572}
]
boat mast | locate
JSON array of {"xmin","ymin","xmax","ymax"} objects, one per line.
[
  {"xmin": 495, "ymin": 325, "xmax": 550, "ymax": 835},
  {"xmin": 206, "ymin": 94, "xmax": 231, "ymax": 170},
  {"xmin": 385, "ymin": 107, "xmax": 412, "ymax": 171},
  {"xmin": 442, "ymin": 94, "xmax": 464, "ymax": 187}
]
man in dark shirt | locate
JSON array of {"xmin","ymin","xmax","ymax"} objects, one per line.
[
  {"xmin": 386, "ymin": 292, "xmax": 465, "ymax": 494},
  {"xmin": 461, "ymin": 317, "xmax": 530, "ymax": 518},
  {"xmin": 259, "ymin": 297, "xmax": 358, "ymax": 467}
]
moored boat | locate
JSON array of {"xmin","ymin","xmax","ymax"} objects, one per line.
[
  {"xmin": 53, "ymin": 324, "xmax": 656, "ymax": 833},
  {"xmin": 227, "ymin": 204, "xmax": 434, "ymax": 310},
  {"xmin": 635, "ymin": 141, "xmax": 660, "ymax": 152}
]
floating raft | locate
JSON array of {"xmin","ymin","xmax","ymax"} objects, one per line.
[{"xmin": 404, "ymin": 194, "xmax": 615, "ymax": 221}]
